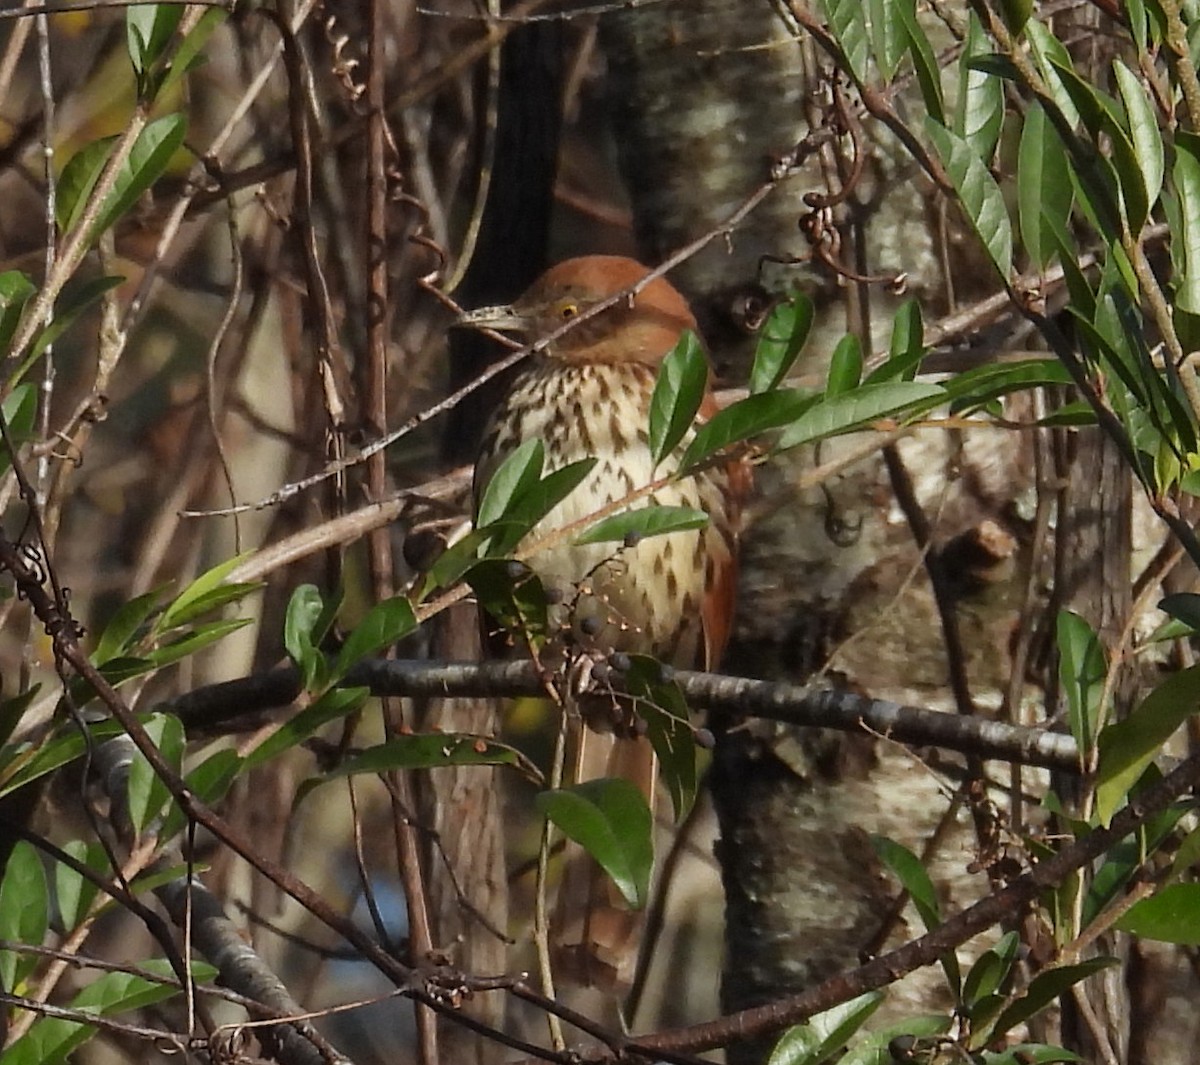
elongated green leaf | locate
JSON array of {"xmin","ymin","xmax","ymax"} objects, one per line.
[
  {"xmin": 284, "ymin": 583, "xmax": 325, "ymax": 690},
  {"xmin": 981, "ymin": 1046, "xmax": 1081, "ymax": 1065},
  {"xmin": 1113, "ymin": 60, "xmax": 1163, "ymax": 227},
  {"xmin": 926, "ymin": 119, "xmax": 1012, "ymax": 279},
  {"xmin": 56, "ymin": 137, "xmax": 117, "ymax": 235},
  {"xmin": 156, "ymin": 552, "xmax": 254, "ymax": 631},
  {"xmin": 873, "ymin": 835, "xmax": 960, "ymax": 994},
  {"xmin": 990, "ymin": 959, "xmax": 1119, "ymax": 1040},
  {"xmin": 308, "ymin": 734, "xmax": 521, "ymax": 784},
  {"xmin": 54, "ymin": 840, "xmax": 105, "ymax": 931},
  {"xmin": 466, "ymin": 558, "xmax": 548, "ymax": 643},
  {"xmin": 1025, "ymin": 22, "xmax": 1080, "ymax": 130},
  {"xmin": 537, "ymin": 778, "xmax": 653, "ymax": 908},
  {"xmin": 821, "ymin": 0, "xmax": 871, "ymax": 81},
  {"xmin": 622, "ymin": 655, "xmax": 696, "ymax": 818},
  {"xmin": 866, "ymin": 0, "xmax": 907, "ymax": 81},
  {"xmin": 0, "ymin": 270, "xmax": 35, "ymax": 354},
  {"xmin": 245, "ymin": 686, "xmax": 368, "ymax": 768},
  {"xmin": 943, "ymin": 358, "xmax": 1072, "ymax": 414},
  {"xmin": 963, "ymin": 931, "xmax": 1019, "ymax": 1008},
  {"xmin": 1173, "ymin": 133, "xmax": 1200, "ymax": 314},
  {"xmin": 126, "ymin": 3, "xmax": 182, "ymax": 79},
  {"xmin": 825, "ymin": 334, "xmax": 862, "ymax": 397},
  {"xmin": 650, "ymin": 330, "xmax": 707, "ymax": 466},
  {"xmin": 145, "ymin": 617, "xmax": 253, "ymax": 669},
  {"xmin": 865, "ymin": 300, "xmax": 925, "ymax": 385},
  {"xmin": 1057, "ymin": 609, "xmax": 1106, "ymax": 758},
  {"xmin": 956, "ymin": 13, "xmax": 1003, "ymax": 162},
  {"xmin": 679, "ymin": 389, "xmax": 815, "ymax": 470},
  {"xmin": 1018, "ymin": 104, "xmax": 1074, "ymax": 269},
  {"xmin": 768, "ymin": 992, "xmax": 885, "ymax": 1065},
  {"xmin": 749, "ymin": 292, "xmax": 814, "ymax": 394},
  {"xmin": 92, "ymin": 587, "xmax": 164, "ymax": 666},
  {"xmin": 1095, "ymin": 663, "xmax": 1200, "ymax": 825},
  {"xmin": 160, "ymin": 8, "xmax": 226, "ymax": 96},
  {"xmin": 0, "ymin": 383, "xmax": 38, "ymax": 477},
  {"xmin": 896, "ymin": 0, "xmax": 944, "ymax": 124},
  {"xmin": 333, "ymin": 595, "xmax": 417, "ymax": 679},
  {"xmin": 836, "ymin": 1014, "xmax": 951, "ymax": 1065},
  {"xmin": 92, "ymin": 113, "xmax": 187, "ymax": 239},
  {"xmin": 776, "ymin": 381, "xmax": 944, "ymax": 451},
  {"xmin": 476, "ymin": 438, "xmax": 543, "ymax": 528},
  {"xmin": 0, "ymin": 721, "xmax": 124, "ymax": 800},
  {"xmin": 126, "ymin": 712, "xmax": 185, "ymax": 835},
  {"xmin": 0, "ymin": 841, "xmax": 47, "ymax": 992},
  {"xmin": 576, "ymin": 505, "xmax": 709, "ymax": 546}
]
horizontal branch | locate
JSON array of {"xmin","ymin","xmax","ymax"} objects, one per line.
[{"xmin": 173, "ymin": 657, "xmax": 1080, "ymax": 772}]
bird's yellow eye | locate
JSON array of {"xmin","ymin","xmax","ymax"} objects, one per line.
[{"xmin": 559, "ymin": 302, "xmax": 578, "ymax": 320}]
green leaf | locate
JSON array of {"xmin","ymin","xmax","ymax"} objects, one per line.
[
  {"xmin": 1025, "ymin": 23, "xmax": 1080, "ymax": 130},
  {"xmin": 926, "ymin": 119, "xmax": 1013, "ymax": 279},
  {"xmin": 536, "ymin": 778, "xmax": 653, "ymax": 908},
  {"xmin": 825, "ymin": 334, "xmax": 862, "ymax": 397},
  {"xmin": 54, "ymin": 840, "xmax": 105, "ymax": 932},
  {"xmin": 0, "ymin": 841, "xmax": 48, "ymax": 992},
  {"xmin": 836, "ymin": 1014, "xmax": 952, "ymax": 1065},
  {"xmin": 284, "ymin": 584, "xmax": 326, "ymax": 690},
  {"xmin": 1056, "ymin": 609, "xmax": 1106, "ymax": 758},
  {"xmin": 476, "ymin": 438, "xmax": 544, "ymax": 528},
  {"xmin": 1095, "ymin": 663, "xmax": 1200, "ymax": 826},
  {"xmin": 576, "ymin": 504, "xmax": 709, "ymax": 546},
  {"xmin": 0, "ymin": 383, "xmax": 39, "ymax": 477},
  {"xmin": 866, "ymin": 0, "xmax": 907, "ymax": 81},
  {"xmin": 0, "ymin": 686, "xmax": 39, "ymax": 750},
  {"xmin": 0, "ymin": 721, "xmax": 124, "ymax": 800},
  {"xmin": 821, "ymin": 0, "xmax": 871, "ymax": 82},
  {"xmin": 649, "ymin": 330, "xmax": 708, "ymax": 466},
  {"xmin": 776, "ymin": 381, "xmax": 944, "ymax": 451},
  {"xmin": 871, "ymin": 835, "xmax": 940, "ymax": 929},
  {"xmin": 943, "ymin": 358, "xmax": 1073, "ymax": 414},
  {"xmin": 749, "ymin": 292, "xmax": 814, "ymax": 394},
  {"xmin": 1173, "ymin": 133, "xmax": 1200, "ymax": 314},
  {"xmin": 126, "ymin": 3, "xmax": 182, "ymax": 80},
  {"xmin": 92, "ymin": 113, "xmax": 187, "ymax": 239},
  {"xmin": 156, "ymin": 553, "xmax": 253, "ymax": 632},
  {"xmin": 1113, "ymin": 60, "xmax": 1163, "ymax": 228},
  {"xmin": 92, "ymin": 587, "xmax": 164, "ymax": 666},
  {"xmin": 679, "ymin": 389, "xmax": 814, "ymax": 470},
  {"xmin": 145, "ymin": 617, "xmax": 253, "ymax": 669},
  {"xmin": 956, "ymin": 13, "xmax": 1004, "ymax": 162},
  {"xmin": 990, "ymin": 959, "xmax": 1119, "ymax": 1040},
  {"xmin": 962, "ymin": 931, "xmax": 1019, "ymax": 1008},
  {"xmin": 768, "ymin": 992, "xmax": 885, "ymax": 1065},
  {"xmin": 996, "ymin": 0, "xmax": 1033, "ymax": 33},
  {"xmin": 981, "ymin": 1046, "xmax": 1082, "ymax": 1065},
  {"xmin": 466, "ymin": 558, "xmax": 549, "ymax": 644},
  {"xmin": 126, "ymin": 712, "xmax": 185, "ymax": 835},
  {"xmin": 332, "ymin": 595, "xmax": 418, "ymax": 680},
  {"xmin": 864, "ymin": 300, "xmax": 925, "ymax": 384},
  {"xmin": 56, "ymin": 137, "xmax": 117, "ymax": 235},
  {"xmin": 895, "ymin": 0, "xmax": 944, "ymax": 123},
  {"xmin": 1018, "ymin": 104, "xmax": 1074, "ymax": 270},
  {"xmin": 623, "ymin": 655, "xmax": 697, "ymax": 818},
  {"xmin": 3, "ymin": 961, "xmax": 207, "ymax": 1065},
  {"xmin": 1119, "ymin": 885, "xmax": 1200, "ymax": 944},
  {"xmin": 300, "ymin": 734, "xmax": 523, "ymax": 804},
  {"xmin": 873, "ymin": 835, "xmax": 960, "ymax": 993},
  {"xmin": 159, "ymin": 8, "xmax": 226, "ymax": 95},
  {"xmin": 244, "ymin": 685, "xmax": 368, "ymax": 769},
  {"xmin": 0, "ymin": 270, "xmax": 35, "ymax": 355}
]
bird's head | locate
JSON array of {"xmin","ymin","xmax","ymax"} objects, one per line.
[{"xmin": 457, "ymin": 255, "xmax": 698, "ymax": 366}]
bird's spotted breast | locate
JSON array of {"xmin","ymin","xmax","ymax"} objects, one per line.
[{"xmin": 477, "ymin": 359, "xmax": 735, "ymax": 669}]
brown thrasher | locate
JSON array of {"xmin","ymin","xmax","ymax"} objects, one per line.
[{"xmin": 463, "ymin": 255, "xmax": 745, "ymax": 990}]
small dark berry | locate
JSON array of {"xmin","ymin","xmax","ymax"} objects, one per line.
[
  {"xmin": 623, "ymin": 530, "xmax": 642, "ymax": 549},
  {"xmin": 590, "ymin": 661, "xmax": 611, "ymax": 683},
  {"xmin": 609, "ymin": 651, "xmax": 632, "ymax": 673},
  {"xmin": 580, "ymin": 615, "xmax": 603, "ymax": 637},
  {"xmin": 694, "ymin": 727, "xmax": 715, "ymax": 749},
  {"xmin": 505, "ymin": 560, "xmax": 528, "ymax": 580},
  {"xmin": 542, "ymin": 585, "xmax": 564, "ymax": 604},
  {"xmin": 657, "ymin": 663, "xmax": 675, "ymax": 683}
]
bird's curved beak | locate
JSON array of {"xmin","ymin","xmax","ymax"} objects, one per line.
[{"xmin": 456, "ymin": 303, "xmax": 529, "ymax": 333}]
